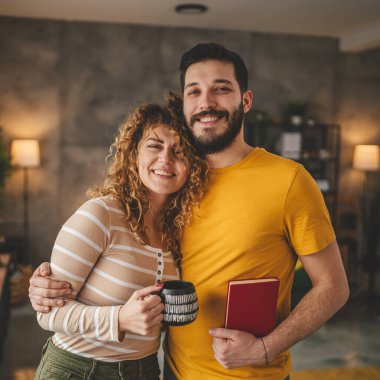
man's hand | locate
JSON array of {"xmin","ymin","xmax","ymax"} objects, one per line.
[
  {"xmin": 209, "ymin": 328, "xmax": 266, "ymax": 369},
  {"xmin": 29, "ymin": 262, "xmax": 73, "ymax": 313}
]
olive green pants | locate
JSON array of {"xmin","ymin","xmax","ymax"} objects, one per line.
[{"xmin": 35, "ymin": 339, "xmax": 160, "ymax": 380}]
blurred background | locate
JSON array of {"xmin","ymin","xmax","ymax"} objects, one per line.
[{"xmin": 0, "ymin": 1, "xmax": 379, "ymax": 379}]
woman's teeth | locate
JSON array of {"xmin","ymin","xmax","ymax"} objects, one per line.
[{"xmin": 153, "ymin": 170, "xmax": 175, "ymax": 177}]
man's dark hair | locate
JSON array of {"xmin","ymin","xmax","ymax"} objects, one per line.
[{"xmin": 179, "ymin": 42, "xmax": 248, "ymax": 93}]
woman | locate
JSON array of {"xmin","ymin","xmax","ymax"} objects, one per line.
[{"xmin": 34, "ymin": 93, "xmax": 208, "ymax": 380}]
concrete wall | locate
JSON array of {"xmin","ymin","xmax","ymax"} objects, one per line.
[
  {"xmin": 337, "ymin": 48, "xmax": 380, "ymax": 193},
  {"xmin": 0, "ymin": 16, "xmax": 379, "ymax": 265}
]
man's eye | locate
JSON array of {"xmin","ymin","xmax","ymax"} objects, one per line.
[
  {"xmin": 187, "ymin": 89, "xmax": 200, "ymax": 96},
  {"xmin": 147, "ymin": 145, "xmax": 160, "ymax": 149},
  {"xmin": 215, "ymin": 87, "xmax": 231, "ymax": 92},
  {"xmin": 175, "ymin": 149, "xmax": 183, "ymax": 155}
]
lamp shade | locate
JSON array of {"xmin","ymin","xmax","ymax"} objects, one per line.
[
  {"xmin": 11, "ymin": 139, "xmax": 40, "ymax": 167},
  {"xmin": 353, "ymin": 145, "xmax": 380, "ymax": 171}
]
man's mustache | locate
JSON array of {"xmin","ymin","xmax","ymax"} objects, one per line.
[{"xmin": 189, "ymin": 110, "xmax": 229, "ymax": 126}]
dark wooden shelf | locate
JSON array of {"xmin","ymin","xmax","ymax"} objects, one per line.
[{"xmin": 297, "ymin": 157, "xmax": 337, "ymax": 163}]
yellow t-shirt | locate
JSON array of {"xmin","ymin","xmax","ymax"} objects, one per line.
[{"xmin": 166, "ymin": 148, "xmax": 336, "ymax": 380}]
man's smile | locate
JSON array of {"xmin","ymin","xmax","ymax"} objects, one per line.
[
  {"xmin": 190, "ymin": 110, "xmax": 228, "ymax": 126},
  {"xmin": 198, "ymin": 115, "xmax": 220, "ymax": 123}
]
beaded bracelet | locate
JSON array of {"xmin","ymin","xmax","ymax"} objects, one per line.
[{"xmin": 260, "ymin": 337, "xmax": 269, "ymax": 366}]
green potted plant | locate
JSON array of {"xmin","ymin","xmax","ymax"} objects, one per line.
[
  {"xmin": 245, "ymin": 108, "xmax": 271, "ymax": 147},
  {"xmin": 282, "ymin": 101, "xmax": 309, "ymax": 126}
]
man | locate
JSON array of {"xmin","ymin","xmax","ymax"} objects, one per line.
[{"xmin": 29, "ymin": 43, "xmax": 349, "ymax": 380}]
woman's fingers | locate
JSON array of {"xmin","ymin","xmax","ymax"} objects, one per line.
[{"xmin": 133, "ymin": 283, "xmax": 164, "ymax": 300}]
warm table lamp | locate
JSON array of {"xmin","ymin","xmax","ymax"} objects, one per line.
[
  {"xmin": 353, "ymin": 145, "xmax": 380, "ymax": 172},
  {"xmin": 10, "ymin": 139, "xmax": 40, "ymax": 263}
]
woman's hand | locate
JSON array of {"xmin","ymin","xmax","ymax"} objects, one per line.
[{"xmin": 119, "ymin": 283, "xmax": 164, "ymax": 336}]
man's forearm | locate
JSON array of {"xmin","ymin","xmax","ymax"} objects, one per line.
[
  {"xmin": 209, "ymin": 241, "xmax": 349, "ymax": 369},
  {"xmin": 264, "ymin": 277, "xmax": 348, "ymax": 361}
]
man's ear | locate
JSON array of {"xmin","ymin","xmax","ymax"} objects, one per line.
[{"xmin": 242, "ymin": 90, "xmax": 253, "ymax": 113}]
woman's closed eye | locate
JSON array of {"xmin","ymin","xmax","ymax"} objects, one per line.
[{"xmin": 147, "ymin": 144, "xmax": 162, "ymax": 149}]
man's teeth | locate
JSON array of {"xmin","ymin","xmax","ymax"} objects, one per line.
[
  {"xmin": 200, "ymin": 116, "xmax": 219, "ymax": 123},
  {"xmin": 154, "ymin": 170, "xmax": 175, "ymax": 177}
]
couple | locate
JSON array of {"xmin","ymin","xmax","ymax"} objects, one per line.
[{"xmin": 30, "ymin": 43, "xmax": 349, "ymax": 380}]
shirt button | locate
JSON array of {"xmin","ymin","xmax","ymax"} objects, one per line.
[
  {"xmin": 158, "ymin": 262, "xmax": 162, "ymax": 265},
  {"xmin": 158, "ymin": 270, "xmax": 161, "ymax": 275},
  {"xmin": 158, "ymin": 253, "xmax": 161, "ymax": 257},
  {"xmin": 157, "ymin": 280, "xmax": 161, "ymax": 283}
]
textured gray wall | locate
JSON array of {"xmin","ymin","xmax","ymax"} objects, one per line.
[
  {"xmin": 337, "ymin": 48, "xmax": 380, "ymax": 192},
  {"xmin": 0, "ymin": 16, "xmax": 379, "ymax": 265}
]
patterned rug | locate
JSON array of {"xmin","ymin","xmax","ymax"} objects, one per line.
[{"xmin": 13, "ymin": 366, "xmax": 380, "ymax": 380}]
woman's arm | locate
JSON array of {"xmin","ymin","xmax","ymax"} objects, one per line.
[
  {"xmin": 36, "ymin": 199, "xmax": 119, "ymax": 340},
  {"xmin": 36, "ymin": 199, "xmax": 164, "ymax": 341},
  {"xmin": 38, "ymin": 285, "xmax": 164, "ymax": 341}
]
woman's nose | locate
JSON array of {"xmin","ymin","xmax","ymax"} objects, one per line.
[{"xmin": 158, "ymin": 148, "xmax": 173, "ymax": 163}]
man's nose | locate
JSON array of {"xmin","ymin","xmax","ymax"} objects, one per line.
[{"xmin": 199, "ymin": 91, "xmax": 217, "ymax": 111}]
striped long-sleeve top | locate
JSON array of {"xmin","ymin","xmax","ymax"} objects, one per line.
[{"xmin": 37, "ymin": 196, "xmax": 179, "ymax": 361}]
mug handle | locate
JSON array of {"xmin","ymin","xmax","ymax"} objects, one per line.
[{"xmin": 150, "ymin": 290, "xmax": 164, "ymax": 303}]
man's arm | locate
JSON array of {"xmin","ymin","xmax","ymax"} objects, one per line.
[
  {"xmin": 264, "ymin": 240, "xmax": 349, "ymax": 359},
  {"xmin": 29, "ymin": 262, "xmax": 73, "ymax": 313},
  {"xmin": 209, "ymin": 240, "xmax": 349, "ymax": 369}
]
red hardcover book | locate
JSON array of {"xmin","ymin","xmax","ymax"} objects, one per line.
[{"xmin": 224, "ymin": 277, "xmax": 280, "ymax": 337}]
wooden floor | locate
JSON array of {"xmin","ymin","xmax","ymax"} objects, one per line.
[
  {"xmin": 13, "ymin": 366, "xmax": 380, "ymax": 380},
  {"xmin": 292, "ymin": 367, "xmax": 380, "ymax": 380},
  {"xmin": 13, "ymin": 368, "xmax": 34, "ymax": 380}
]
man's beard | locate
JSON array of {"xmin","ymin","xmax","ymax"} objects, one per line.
[{"xmin": 187, "ymin": 102, "xmax": 244, "ymax": 155}]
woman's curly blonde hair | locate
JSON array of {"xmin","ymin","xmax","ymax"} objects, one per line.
[{"xmin": 88, "ymin": 92, "xmax": 208, "ymax": 268}]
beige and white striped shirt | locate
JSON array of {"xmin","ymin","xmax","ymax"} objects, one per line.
[{"xmin": 37, "ymin": 196, "xmax": 179, "ymax": 361}]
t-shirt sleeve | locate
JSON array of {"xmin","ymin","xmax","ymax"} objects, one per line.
[
  {"xmin": 283, "ymin": 165, "xmax": 336, "ymax": 255},
  {"xmin": 36, "ymin": 198, "xmax": 121, "ymax": 342}
]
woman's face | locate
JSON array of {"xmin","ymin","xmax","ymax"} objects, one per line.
[{"xmin": 138, "ymin": 125, "xmax": 189, "ymax": 200}]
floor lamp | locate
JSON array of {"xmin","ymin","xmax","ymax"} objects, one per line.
[
  {"xmin": 10, "ymin": 139, "xmax": 40, "ymax": 264},
  {"xmin": 353, "ymin": 144, "xmax": 380, "ymax": 304}
]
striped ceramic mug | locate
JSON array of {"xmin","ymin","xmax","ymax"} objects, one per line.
[{"xmin": 159, "ymin": 281, "xmax": 199, "ymax": 326}]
